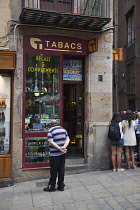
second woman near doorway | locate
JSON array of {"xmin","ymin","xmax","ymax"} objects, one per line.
[
  {"xmin": 123, "ymin": 110, "xmax": 137, "ymax": 169},
  {"xmin": 110, "ymin": 112, "xmax": 125, "ymax": 172}
]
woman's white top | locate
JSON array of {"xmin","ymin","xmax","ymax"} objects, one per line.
[
  {"xmin": 122, "ymin": 120, "xmax": 136, "ymax": 146},
  {"xmin": 119, "ymin": 122, "xmax": 123, "ymax": 139}
]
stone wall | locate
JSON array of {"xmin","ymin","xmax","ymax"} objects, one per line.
[{"xmin": 0, "ymin": 0, "xmax": 11, "ymax": 48}]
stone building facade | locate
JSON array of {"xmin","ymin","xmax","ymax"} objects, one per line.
[
  {"xmin": 0, "ymin": 0, "xmax": 113, "ymax": 183},
  {"xmin": 113, "ymin": 0, "xmax": 140, "ymax": 111}
]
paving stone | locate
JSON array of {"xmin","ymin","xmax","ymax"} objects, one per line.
[
  {"xmin": 84, "ymin": 199, "xmax": 99, "ymax": 209},
  {"xmin": 111, "ymin": 205, "xmax": 125, "ymax": 210},
  {"xmin": 33, "ymin": 194, "xmax": 54, "ymax": 207},
  {"xmin": 104, "ymin": 197, "xmax": 120, "ymax": 206},
  {"xmin": 74, "ymin": 201, "xmax": 89, "ymax": 210},
  {"xmin": 94, "ymin": 198, "xmax": 107, "ymax": 205},
  {"xmin": 119, "ymin": 200, "xmax": 134, "ymax": 208},
  {"xmin": 92, "ymin": 191, "xmax": 113, "ymax": 199},
  {"xmin": 0, "ymin": 200, "xmax": 13, "ymax": 209},
  {"xmin": 9, "ymin": 202, "xmax": 33, "ymax": 210},
  {"xmin": 63, "ymin": 202, "xmax": 77, "ymax": 210},
  {"xmin": 42, "ymin": 205, "xmax": 54, "ymax": 210},
  {"xmin": 70, "ymin": 190, "xmax": 93, "ymax": 201},
  {"xmin": 123, "ymin": 194, "xmax": 140, "ymax": 204},
  {"xmin": 66, "ymin": 182, "xmax": 86, "ymax": 192},
  {"xmin": 133, "ymin": 193, "xmax": 140, "ymax": 200},
  {"xmin": 51, "ymin": 191, "xmax": 74, "ymax": 205},
  {"xmin": 98, "ymin": 203, "xmax": 113, "ymax": 210},
  {"xmin": 132, "ymin": 202, "xmax": 140, "ymax": 209}
]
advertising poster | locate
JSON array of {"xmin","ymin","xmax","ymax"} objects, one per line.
[{"xmin": 63, "ymin": 59, "xmax": 82, "ymax": 81}]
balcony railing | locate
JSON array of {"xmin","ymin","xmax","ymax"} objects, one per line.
[
  {"xmin": 124, "ymin": 39, "xmax": 135, "ymax": 61},
  {"xmin": 22, "ymin": 0, "xmax": 110, "ymax": 17}
]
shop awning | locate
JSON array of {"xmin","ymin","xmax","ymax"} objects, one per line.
[{"xmin": 19, "ymin": 8, "xmax": 111, "ymax": 32}]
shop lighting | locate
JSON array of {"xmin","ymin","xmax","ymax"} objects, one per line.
[{"xmin": 34, "ymin": 92, "xmax": 39, "ymax": 97}]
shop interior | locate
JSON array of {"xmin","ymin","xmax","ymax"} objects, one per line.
[{"xmin": 63, "ymin": 83, "xmax": 83, "ymax": 158}]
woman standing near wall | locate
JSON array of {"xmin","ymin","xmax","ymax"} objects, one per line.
[
  {"xmin": 123, "ymin": 110, "xmax": 137, "ymax": 169},
  {"xmin": 109, "ymin": 112, "xmax": 125, "ymax": 172}
]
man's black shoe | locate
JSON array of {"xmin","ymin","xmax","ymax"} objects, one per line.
[
  {"xmin": 43, "ymin": 186, "xmax": 56, "ymax": 192},
  {"xmin": 137, "ymin": 163, "xmax": 140, "ymax": 167},
  {"xmin": 57, "ymin": 187, "xmax": 64, "ymax": 191}
]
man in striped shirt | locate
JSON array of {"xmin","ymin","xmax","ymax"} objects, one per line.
[{"xmin": 43, "ymin": 120, "xmax": 70, "ymax": 192}]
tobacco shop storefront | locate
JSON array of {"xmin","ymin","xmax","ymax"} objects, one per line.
[{"xmin": 23, "ymin": 35, "xmax": 87, "ymax": 170}]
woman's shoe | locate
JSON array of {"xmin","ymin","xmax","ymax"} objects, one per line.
[
  {"xmin": 131, "ymin": 165, "xmax": 136, "ymax": 169},
  {"xmin": 126, "ymin": 166, "xmax": 131, "ymax": 169},
  {"xmin": 117, "ymin": 168, "xmax": 125, "ymax": 172},
  {"xmin": 112, "ymin": 169, "xmax": 116, "ymax": 172}
]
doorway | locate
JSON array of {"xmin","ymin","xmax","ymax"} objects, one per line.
[{"xmin": 63, "ymin": 83, "xmax": 83, "ymax": 158}]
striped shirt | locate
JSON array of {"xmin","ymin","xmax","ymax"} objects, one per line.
[{"xmin": 48, "ymin": 125, "xmax": 69, "ymax": 156}]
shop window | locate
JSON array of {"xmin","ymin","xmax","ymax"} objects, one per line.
[
  {"xmin": 25, "ymin": 54, "xmax": 60, "ymax": 133},
  {"xmin": 0, "ymin": 76, "xmax": 11, "ymax": 155}
]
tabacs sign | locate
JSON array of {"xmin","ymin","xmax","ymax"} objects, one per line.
[{"xmin": 24, "ymin": 35, "xmax": 87, "ymax": 56}]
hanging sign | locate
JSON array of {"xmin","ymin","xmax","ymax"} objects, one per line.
[
  {"xmin": 87, "ymin": 37, "xmax": 98, "ymax": 54},
  {"xmin": 112, "ymin": 48, "xmax": 123, "ymax": 61}
]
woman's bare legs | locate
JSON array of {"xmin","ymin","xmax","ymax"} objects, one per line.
[
  {"xmin": 130, "ymin": 146, "xmax": 135, "ymax": 167},
  {"xmin": 125, "ymin": 146, "xmax": 130, "ymax": 167},
  {"xmin": 111, "ymin": 146, "xmax": 117, "ymax": 169},
  {"xmin": 117, "ymin": 147, "xmax": 123, "ymax": 169}
]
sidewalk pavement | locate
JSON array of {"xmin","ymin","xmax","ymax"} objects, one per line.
[{"xmin": 0, "ymin": 167, "xmax": 140, "ymax": 210}]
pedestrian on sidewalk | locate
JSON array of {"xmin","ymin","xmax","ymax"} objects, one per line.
[
  {"xmin": 135, "ymin": 112, "xmax": 140, "ymax": 166},
  {"xmin": 123, "ymin": 110, "xmax": 137, "ymax": 169},
  {"xmin": 108, "ymin": 111, "xmax": 125, "ymax": 172},
  {"xmin": 43, "ymin": 120, "xmax": 70, "ymax": 192}
]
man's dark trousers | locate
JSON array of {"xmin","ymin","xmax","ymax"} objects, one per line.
[{"xmin": 49, "ymin": 154, "xmax": 66, "ymax": 188}]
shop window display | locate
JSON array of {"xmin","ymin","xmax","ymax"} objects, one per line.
[
  {"xmin": 25, "ymin": 54, "xmax": 60, "ymax": 132},
  {"xmin": 25, "ymin": 137, "xmax": 50, "ymax": 163},
  {"xmin": 0, "ymin": 76, "xmax": 11, "ymax": 155},
  {"xmin": 24, "ymin": 54, "xmax": 60, "ymax": 166}
]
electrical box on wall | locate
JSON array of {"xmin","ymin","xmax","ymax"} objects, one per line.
[{"xmin": 98, "ymin": 75, "xmax": 103, "ymax": 81}]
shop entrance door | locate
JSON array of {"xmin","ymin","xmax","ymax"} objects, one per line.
[{"xmin": 63, "ymin": 83, "xmax": 83, "ymax": 158}]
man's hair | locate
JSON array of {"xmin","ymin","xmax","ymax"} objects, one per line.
[{"xmin": 51, "ymin": 119, "xmax": 57, "ymax": 125}]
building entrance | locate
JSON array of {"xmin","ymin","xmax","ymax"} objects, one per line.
[{"xmin": 63, "ymin": 83, "xmax": 83, "ymax": 158}]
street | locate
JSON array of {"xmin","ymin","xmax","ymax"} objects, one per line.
[{"xmin": 0, "ymin": 167, "xmax": 140, "ymax": 210}]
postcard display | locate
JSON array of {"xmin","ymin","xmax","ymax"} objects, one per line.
[{"xmin": 0, "ymin": 77, "xmax": 11, "ymax": 155}]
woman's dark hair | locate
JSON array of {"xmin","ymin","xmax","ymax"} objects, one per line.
[
  {"xmin": 111, "ymin": 112, "xmax": 122, "ymax": 123},
  {"xmin": 120, "ymin": 110, "xmax": 126, "ymax": 120},
  {"xmin": 125, "ymin": 110, "xmax": 134, "ymax": 127}
]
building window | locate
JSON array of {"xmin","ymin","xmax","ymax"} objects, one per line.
[
  {"xmin": 126, "ymin": 64, "xmax": 135, "ymax": 94},
  {"xmin": 128, "ymin": 99, "xmax": 135, "ymax": 111},
  {"xmin": 126, "ymin": 8, "xmax": 135, "ymax": 47}
]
